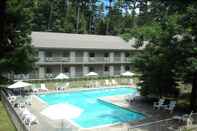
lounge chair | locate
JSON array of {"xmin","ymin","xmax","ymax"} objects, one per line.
[
  {"xmin": 125, "ymin": 95, "xmax": 135, "ymax": 103},
  {"xmin": 96, "ymin": 81, "xmax": 101, "ymax": 87},
  {"xmin": 173, "ymin": 111, "xmax": 193, "ymax": 127},
  {"xmin": 65, "ymin": 82, "xmax": 70, "ymax": 88},
  {"xmin": 125, "ymin": 92, "xmax": 139, "ymax": 103},
  {"xmin": 25, "ymin": 96, "xmax": 32, "ymax": 105},
  {"xmin": 111, "ymin": 79, "xmax": 118, "ymax": 85},
  {"xmin": 24, "ymin": 114, "xmax": 39, "ymax": 126},
  {"xmin": 153, "ymin": 99, "xmax": 165, "ymax": 109},
  {"xmin": 40, "ymin": 83, "xmax": 48, "ymax": 91},
  {"xmin": 21, "ymin": 108, "xmax": 31, "ymax": 120},
  {"xmin": 105, "ymin": 80, "xmax": 111, "ymax": 86},
  {"xmin": 32, "ymin": 88, "xmax": 39, "ymax": 93},
  {"xmin": 8, "ymin": 96, "xmax": 16, "ymax": 104},
  {"xmin": 164, "ymin": 101, "xmax": 176, "ymax": 113},
  {"xmin": 87, "ymin": 81, "xmax": 94, "ymax": 88},
  {"xmin": 128, "ymin": 79, "xmax": 134, "ymax": 86},
  {"xmin": 59, "ymin": 82, "xmax": 70, "ymax": 91}
]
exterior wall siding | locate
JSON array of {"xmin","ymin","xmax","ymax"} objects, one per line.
[{"xmin": 34, "ymin": 49, "xmax": 133, "ymax": 79}]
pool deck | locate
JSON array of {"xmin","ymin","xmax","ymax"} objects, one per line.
[{"xmin": 15, "ymin": 86, "xmax": 178, "ymax": 131}]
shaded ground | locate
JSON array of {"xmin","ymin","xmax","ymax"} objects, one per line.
[{"xmin": 0, "ymin": 100, "xmax": 16, "ymax": 131}]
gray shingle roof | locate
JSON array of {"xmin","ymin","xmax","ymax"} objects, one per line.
[{"xmin": 31, "ymin": 32, "xmax": 138, "ymax": 50}]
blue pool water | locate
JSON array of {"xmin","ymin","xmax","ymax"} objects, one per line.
[{"xmin": 38, "ymin": 87, "xmax": 145, "ymax": 128}]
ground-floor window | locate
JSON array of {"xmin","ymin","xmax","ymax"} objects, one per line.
[
  {"xmin": 89, "ymin": 67, "xmax": 95, "ymax": 72},
  {"xmin": 46, "ymin": 67, "xmax": 52, "ymax": 73},
  {"xmin": 64, "ymin": 67, "xmax": 69, "ymax": 73},
  {"xmin": 104, "ymin": 66, "xmax": 109, "ymax": 71}
]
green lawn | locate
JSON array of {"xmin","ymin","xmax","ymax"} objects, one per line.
[{"xmin": 0, "ymin": 101, "xmax": 16, "ymax": 131}]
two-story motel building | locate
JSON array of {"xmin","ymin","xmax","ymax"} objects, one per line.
[{"xmin": 31, "ymin": 32, "xmax": 140, "ymax": 79}]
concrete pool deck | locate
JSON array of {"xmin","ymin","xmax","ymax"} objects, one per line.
[{"xmin": 14, "ymin": 87, "xmax": 179, "ymax": 131}]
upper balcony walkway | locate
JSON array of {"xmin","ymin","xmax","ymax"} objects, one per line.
[{"xmin": 37, "ymin": 57, "xmax": 132, "ymax": 65}]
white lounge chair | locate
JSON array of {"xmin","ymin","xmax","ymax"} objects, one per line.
[
  {"xmin": 153, "ymin": 99, "xmax": 165, "ymax": 109},
  {"xmin": 65, "ymin": 82, "xmax": 70, "ymax": 88},
  {"xmin": 24, "ymin": 114, "xmax": 39, "ymax": 126},
  {"xmin": 128, "ymin": 79, "xmax": 134, "ymax": 86},
  {"xmin": 125, "ymin": 92, "xmax": 139, "ymax": 103},
  {"xmin": 94, "ymin": 81, "xmax": 100, "ymax": 87},
  {"xmin": 173, "ymin": 111, "xmax": 193, "ymax": 127},
  {"xmin": 111, "ymin": 79, "xmax": 118, "ymax": 85},
  {"xmin": 105, "ymin": 80, "xmax": 111, "ymax": 86},
  {"xmin": 32, "ymin": 88, "xmax": 39, "ymax": 93},
  {"xmin": 164, "ymin": 101, "xmax": 176, "ymax": 113},
  {"xmin": 40, "ymin": 83, "xmax": 48, "ymax": 91},
  {"xmin": 21, "ymin": 108, "xmax": 31, "ymax": 120},
  {"xmin": 25, "ymin": 96, "xmax": 32, "ymax": 105},
  {"xmin": 125, "ymin": 95, "xmax": 135, "ymax": 103},
  {"xmin": 8, "ymin": 96, "xmax": 16, "ymax": 104},
  {"xmin": 60, "ymin": 82, "xmax": 70, "ymax": 91}
]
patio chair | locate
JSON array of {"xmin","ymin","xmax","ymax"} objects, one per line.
[
  {"xmin": 21, "ymin": 108, "xmax": 31, "ymax": 120},
  {"xmin": 25, "ymin": 96, "xmax": 32, "ymax": 105},
  {"xmin": 24, "ymin": 114, "xmax": 39, "ymax": 126},
  {"xmin": 105, "ymin": 80, "xmax": 111, "ymax": 86},
  {"xmin": 32, "ymin": 88, "xmax": 39, "ymax": 93},
  {"xmin": 94, "ymin": 81, "xmax": 100, "ymax": 87},
  {"xmin": 8, "ymin": 95, "xmax": 17, "ymax": 104},
  {"xmin": 125, "ymin": 94, "xmax": 135, "ymax": 103},
  {"xmin": 164, "ymin": 101, "xmax": 176, "ymax": 113},
  {"xmin": 173, "ymin": 111, "xmax": 193, "ymax": 126},
  {"xmin": 40, "ymin": 83, "xmax": 48, "ymax": 91},
  {"xmin": 153, "ymin": 99, "xmax": 165, "ymax": 109},
  {"xmin": 59, "ymin": 82, "xmax": 70, "ymax": 91},
  {"xmin": 111, "ymin": 79, "xmax": 118, "ymax": 86},
  {"xmin": 125, "ymin": 92, "xmax": 140, "ymax": 103},
  {"xmin": 65, "ymin": 82, "xmax": 70, "ymax": 88},
  {"xmin": 19, "ymin": 102, "xmax": 26, "ymax": 109},
  {"xmin": 128, "ymin": 79, "xmax": 134, "ymax": 86}
]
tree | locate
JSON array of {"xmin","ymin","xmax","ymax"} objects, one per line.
[
  {"xmin": 0, "ymin": 0, "xmax": 37, "ymax": 83},
  {"xmin": 124, "ymin": 0, "xmax": 197, "ymax": 111},
  {"xmin": 175, "ymin": 3, "xmax": 197, "ymax": 111}
]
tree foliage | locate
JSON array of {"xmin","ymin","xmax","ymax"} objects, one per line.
[
  {"xmin": 0, "ymin": 0, "xmax": 37, "ymax": 83},
  {"xmin": 124, "ymin": 0, "xmax": 197, "ymax": 111}
]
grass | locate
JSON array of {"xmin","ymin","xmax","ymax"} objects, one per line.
[{"xmin": 0, "ymin": 100, "xmax": 16, "ymax": 131}]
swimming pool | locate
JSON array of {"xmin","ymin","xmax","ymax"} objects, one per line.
[{"xmin": 38, "ymin": 87, "xmax": 145, "ymax": 128}]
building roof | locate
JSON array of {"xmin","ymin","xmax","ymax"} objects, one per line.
[{"xmin": 31, "ymin": 32, "xmax": 141, "ymax": 50}]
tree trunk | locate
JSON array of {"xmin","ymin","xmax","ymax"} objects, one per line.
[
  {"xmin": 191, "ymin": 73, "xmax": 197, "ymax": 112},
  {"xmin": 76, "ymin": 3, "xmax": 80, "ymax": 33}
]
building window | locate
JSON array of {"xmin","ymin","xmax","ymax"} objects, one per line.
[
  {"xmin": 46, "ymin": 51, "xmax": 52, "ymax": 57},
  {"xmin": 126, "ymin": 53, "xmax": 130, "ymax": 57},
  {"xmin": 104, "ymin": 66, "xmax": 109, "ymax": 72},
  {"xmin": 125, "ymin": 66, "xmax": 130, "ymax": 71},
  {"xmin": 104, "ymin": 53, "xmax": 109, "ymax": 57},
  {"xmin": 89, "ymin": 52, "xmax": 95, "ymax": 57},
  {"xmin": 46, "ymin": 67, "xmax": 52, "ymax": 73},
  {"xmin": 89, "ymin": 67, "xmax": 94, "ymax": 72},
  {"xmin": 63, "ymin": 52, "xmax": 69, "ymax": 57},
  {"xmin": 64, "ymin": 67, "xmax": 69, "ymax": 73}
]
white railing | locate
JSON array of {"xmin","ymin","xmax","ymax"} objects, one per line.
[
  {"xmin": 45, "ymin": 57, "xmax": 70, "ymax": 62},
  {"xmin": 43, "ymin": 57, "xmax": 131, "ymax": 63},
  {"xmin": 128, "ymin": 114, "xmax": 197, "ymax": 131}
]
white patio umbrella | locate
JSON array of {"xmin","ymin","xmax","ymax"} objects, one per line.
[
  {"xmin": 85, "ymin": 72, "xmax": 98, "ymax": 77},
  {"xmin": 55, "ymin": 73, "xmax": 69, "ymax": 79},
  {"xmin": 121, "ymin": 71, "xmax": 135, "ymax": 77},
  {"xmin": 8, "ymin": 81, "xmax": 32, "ymax": 89}
]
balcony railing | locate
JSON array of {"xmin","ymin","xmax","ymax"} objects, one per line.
[
  {"xmin": 45, "ymin": 57, "xmax": 70, "ymax": 62},
  {"xmin": 40, "ymin": 57, "xmax": 131, "ymax": 64}
]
